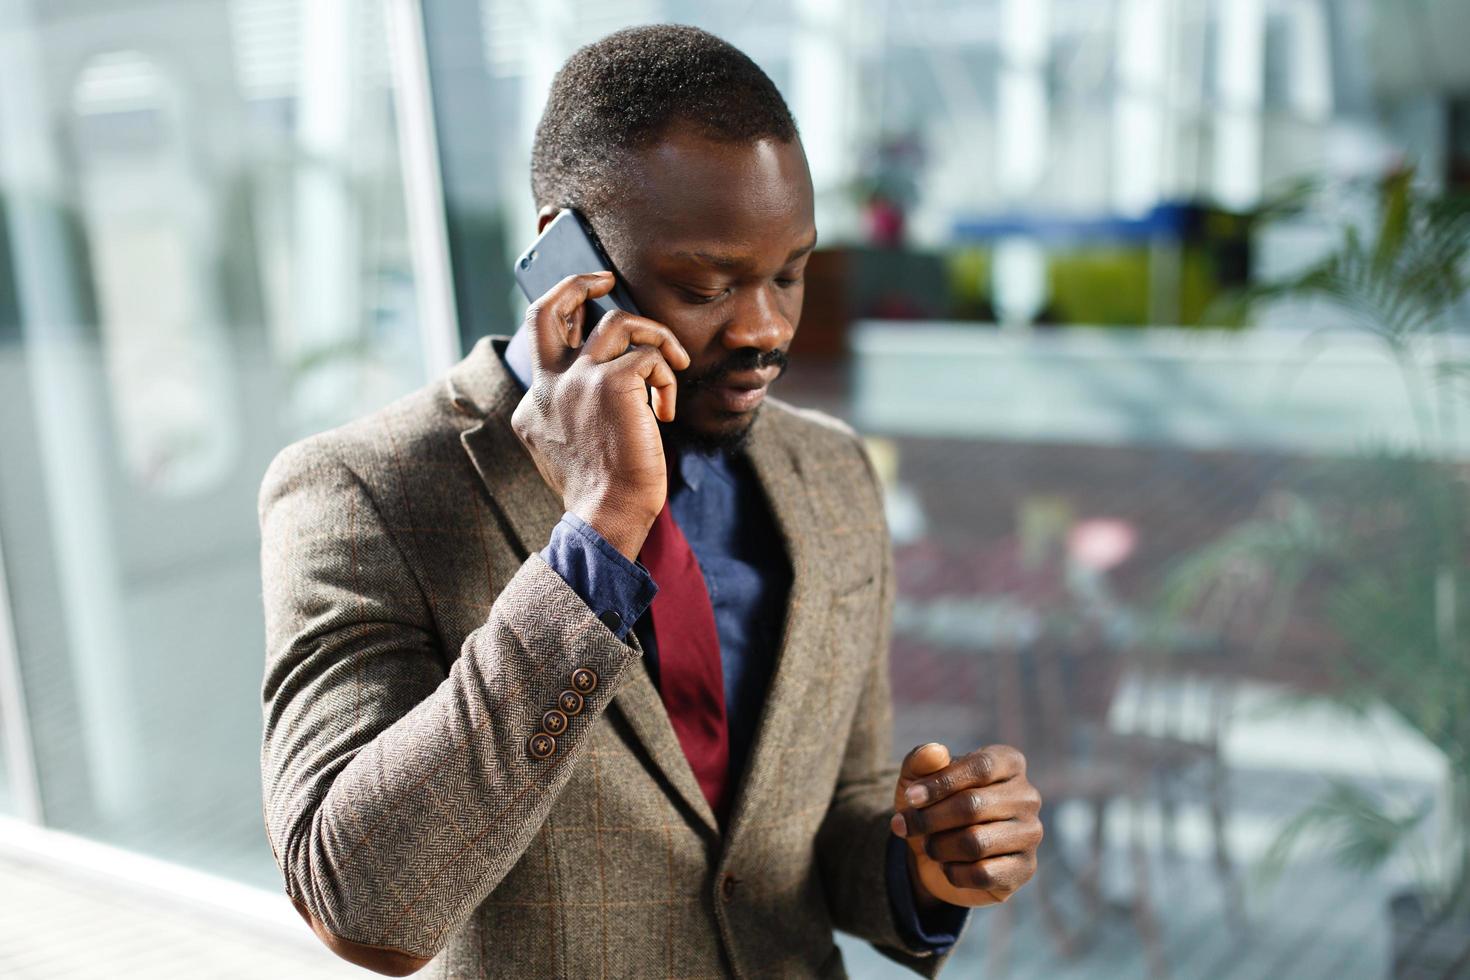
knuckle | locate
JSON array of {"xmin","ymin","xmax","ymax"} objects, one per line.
[
  {"xmin": 964, "ymin": 827, "xmax": 988, "ymax": 860},
  {"xmin": 512, "ymin": 394, "xmax": 543, "ymax": 432},
  {"xmin": 621, "ymin": 344, "xmax": 658, "ymax": 370},
  {"xmin": 961, "ymin": 789, "xmax": 986, "ymax": 821}
]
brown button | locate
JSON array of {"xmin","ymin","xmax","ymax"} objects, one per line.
[
  {"xmin": 720, "ymin": 872, "xmax": 739, "ymax": 902},
  {"xmin": 571, "ymin": 667, "xmax": 598, "ymax": 695},
  {"xmin": 557, "ymin": 689, "xmax": 584, "ymax": 716},
  {"xmin": 541, "ymin": 708, "xmax": 569, "ymax": 736},
  {"xmin": 528, "ymin": 732, "xmax": 557, "ymax": 760}
]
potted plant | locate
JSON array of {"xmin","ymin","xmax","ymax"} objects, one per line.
[{"xmin": 1160, "ymin": 169, "xmax": 1470, "ymax": 976}]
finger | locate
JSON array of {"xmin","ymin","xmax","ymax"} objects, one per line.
[
  {"xmin": 609, "ymin": 345, "xmax": 679, "ymax": 423},
  {"xmin": 525, "ymin": 272, "xmax": 616, "ymax": 370},
  {"xmin": 896, "ymin": 782, "xmax": 1037, "ymax": 839},
  {"xmin": 922, "ymin": 818, "xmax": 1041, "ymax": 864},
  {"xmin": 943, "ymin": 852, "xmax": 1037, "ymax": 895},
  {"xmin": 893, "ymin": 743, "xmax": 950, "ymax": 821},
  {"xmin": 899, "ymin": 743, "xmax": 952, "ymax": 784},
  {"xmin": 581, "ymin": 310, "xmax": 691, "ymax": 371},
  {"xmin": 904, "ymin": 744, "xmax": 1026, "ymax": 809},
  {"xmin": 642, "ymin": 353, "xmax": 679, "ymax": 424}
]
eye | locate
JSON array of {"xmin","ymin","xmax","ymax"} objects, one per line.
[
  {"xmin": 774, "ymin": 276, "xmax": 803, "ymax": 289},
  {"xmin": 677, "ymin": 285, "xmax": 729, "ymax": 304}
]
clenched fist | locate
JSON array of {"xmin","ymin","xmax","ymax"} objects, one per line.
[
  {"xmin": 891, "ymin": 743, "xmax": 1043, "ymax": 909},
  {"xmin": 510, "ymin": 271, "xmax": 690, "ymax": 560}
]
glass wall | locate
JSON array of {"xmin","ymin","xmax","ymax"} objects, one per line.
[
  {"xmin": 0, "ymin": 541, "xmax": 24, "ymax": 820},
  {"xmin": 0, "ymin": 0, "xmax": 1466, "ymax": 978},
  {"xmin": 0, "ymin": 0, "xmax": 432, "ymax": 887},
  {"xmin": 425, "ymin": 1, "xmax": 1470, "ymax": 978},
  {"xmin": 0, "ymin": 687, "xmax": 11, "ymax": 817}
]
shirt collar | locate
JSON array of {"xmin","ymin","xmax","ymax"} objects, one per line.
[
  {"xmin": 503, "ymin": 323, "xmax": 534, "ymax": 394},
  {"xmin": 679, "ymin": 443, "xmax": 741, "ymax": 494}
]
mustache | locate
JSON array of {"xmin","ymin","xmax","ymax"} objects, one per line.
[{"xmin": 679, "ymin": 348, "xmax": 789, "ymax": 390}]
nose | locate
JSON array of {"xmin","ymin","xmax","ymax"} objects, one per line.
[{"xmin": 721, "ymin": 282, "xmax": 794, "ymax": 353}]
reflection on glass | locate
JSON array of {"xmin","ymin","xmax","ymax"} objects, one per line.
[
  {"xmin": 0, "ymin": 701, "xmax": 10, "ymax": 818},
  {"xmin": 0, "ymin": 0, "xmax": 425, "ymax": 888},
  {"xmin": 72, "ymin": 49, "xmax": 240, "ymax": 497}
]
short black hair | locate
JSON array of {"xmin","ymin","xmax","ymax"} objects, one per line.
[{"xmin": 530, "ymin": 24, "xmax": 799, "ymax": 217}]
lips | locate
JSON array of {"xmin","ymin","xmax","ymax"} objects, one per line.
[
  {"xmin": 710, "ymin": 367, "xmax": 780, "ymax": 391},
  {"xmin": 709, "ymin": 383, "xmax": 768, "ymax": 412},
  {"xmin": 707, "ymin": 368, "xmax": 776, "ymax": 411}
]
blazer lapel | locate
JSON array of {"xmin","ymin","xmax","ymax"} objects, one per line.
[
  {"xmin": 720, "ymin": 405, "xmax": 832, "ymax": 857},
  {"xmin": 607, "ymin": 659, "xmax": 722, "ymax": 836},
  {"xmin": 447, "ymin": 337, "xmax": 564, "ymax": 557},
  {"xmin": 447, "ymin": 335, "xmax": 721, "ymax": 837}
]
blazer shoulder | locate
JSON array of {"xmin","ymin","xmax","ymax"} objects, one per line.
[
  {"xmin": 761, "ymin": 396, "xmax": 887, "ymax": 515},
  {"xmin": 762, "ymin": 396, "xmax": 861, "ymax": 450},
  {"xmin": 761, "ymin": 395, "xmax": 877, "ymax": 477},
  {"xmin": 258, "ymin": 374, "xmax": 464, "ymax": 519}
]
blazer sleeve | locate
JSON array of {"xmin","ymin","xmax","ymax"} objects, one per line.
[
  {"xmin": 258, "ymin": 437, "xmax": 641, "ymax": 976},
  {"xmin": 812, "ymin": 435, "xmax": 968, "ymax": 978}
]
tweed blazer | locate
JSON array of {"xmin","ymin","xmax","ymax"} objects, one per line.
[{"xmin": 258, "ymin": 335, "xmax": 966, "ymax": 978}]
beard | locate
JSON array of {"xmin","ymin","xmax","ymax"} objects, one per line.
[
  {"xmin": 659, "ymin": 407, "xmax": 760, "ymax": 455},
  {"xmin": 658, "ymin": 346, "xmax": 790, "ymax": 455}
]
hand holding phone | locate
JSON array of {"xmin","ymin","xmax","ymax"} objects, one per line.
[{"xmin": 509, "ymin": 217, "xmax": 690, "ymax": 561}]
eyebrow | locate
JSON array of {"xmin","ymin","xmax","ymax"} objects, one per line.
[{"xmin": 673, "ymin": 233, "xmax": 819, "ymax": 271}]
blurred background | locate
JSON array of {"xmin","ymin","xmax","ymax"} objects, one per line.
[{"xmin": 1, "ymin": 0, "xmax": 1469, "ymax": 977}]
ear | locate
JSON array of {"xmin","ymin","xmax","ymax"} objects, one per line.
[{"xmin": 536, "ymin": 205, "xmax": 560, "ymax": 234}]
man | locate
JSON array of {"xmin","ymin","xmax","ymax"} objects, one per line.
[{"xmin": 259, "ymin": 24, "xmax": 1041, "ymax": 979}]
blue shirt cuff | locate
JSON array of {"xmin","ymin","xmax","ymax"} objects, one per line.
[
  {"xmin": 885, "ymin": 834, "xmax": 969, "ymax": 955},
  {"xmin": 539, "ymin": 512, "xmax": 657, "ymax": 640}
]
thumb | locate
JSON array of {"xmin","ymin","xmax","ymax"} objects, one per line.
[{"xmin": 895, "ymin": 742, "xmax": 951, "ymax": 811}]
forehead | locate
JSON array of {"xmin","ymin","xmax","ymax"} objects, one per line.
[{"xmin": 613, "ymin": 129, "xmax": 815, "ymax": 260}]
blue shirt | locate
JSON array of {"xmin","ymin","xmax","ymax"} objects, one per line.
[{"xmin": 501, "ymin": 326, "xmax": 967, "ymax": 955}]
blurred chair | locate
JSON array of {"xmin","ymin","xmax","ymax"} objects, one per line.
[
  {"xmin": 1098, "ymin": 548, "xmax": 1283, "ymax": 930},
  {"xmin": 893, "ymin": 517, "xmax": 1170, "ymax": 978},
  {"xmin": 998, "ymin": 621, "xmax": 1169, "ymax": 980},
  {"xmin": 1020, "ymin": 542, "xmax": 1277, "ymax": 978}
]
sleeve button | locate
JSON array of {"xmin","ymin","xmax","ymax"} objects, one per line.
[
  {"xmin": 571, "ymin": 667, "xmax": 598, "ymax": 695},
  {"xmin": 541, "ymin": 708, "xmax": 569, "ymax": 736},
  {"xmin": 528, "ymin": 733, "xmax": 557, "ymax": 760},
  {"xmin": 557, "ymin": 690, "xmax": 584, "ymax": 716}
]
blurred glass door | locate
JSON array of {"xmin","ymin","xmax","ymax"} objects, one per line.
[{"xmin": 0, "ymin": 0, "xmax": 435, "ymax": 887}]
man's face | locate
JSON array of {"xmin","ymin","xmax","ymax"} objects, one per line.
[{"xmin": 566, "ymin": 127, "xmax": 816, "ymax": 452}]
